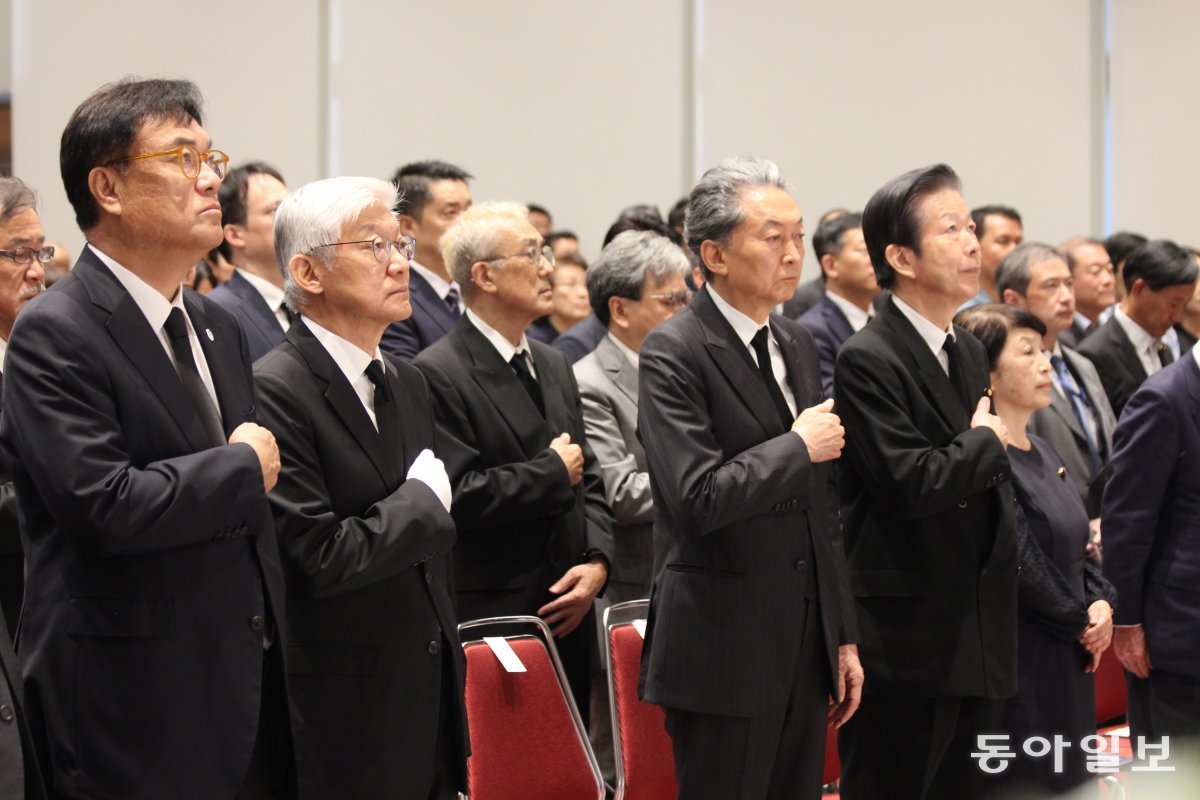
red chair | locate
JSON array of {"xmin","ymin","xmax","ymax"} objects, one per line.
[
  {"xmin": 1095, "ymin": 645, "xmax": 1128, "ymax": 728},
  {"xmin": 823, "ymin": 724, "xmax": 840, "ymax": 785},
  {"xmin": 605, "ymin": 600, "xmax": 677, "ymax": 800},
  {"xmin": 460, "ymin": 616, "xmax": 605, "ymax": 800}
]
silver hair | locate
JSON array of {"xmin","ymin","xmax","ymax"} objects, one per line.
[
  {"xmin": 994, "ymin": 242, "xmax": 1066, "ymax": 300},
  {"xmin": 0, "ymin": 177, "xmax": 38, "ymax": 222},
  {"xmin": 588, "ymin": 230, "xmax": 689, "ymax": 326},
  {"xmin": 685, "ymin": 156, "xmax": 790, "ymax": 278},
  {"xmin": 440, "ymin": 201, "xmax": 530, "ymax": 291},
  {"xmin": 274, "ymin": 177, "xmax": 399, "ymax": 314}
]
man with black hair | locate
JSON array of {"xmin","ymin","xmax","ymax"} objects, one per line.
[
  {"xmin": 1, "ymin": 78, "xmax": 291, "ymax": 799},
  {"xmin": 834, "ymin": 164, "xmax": 1018, "ymax": 798},
  {"xmin": 796, "ymin": 212, "xmax": 878, "ymax": 398},
  {"xmin": 380, "ymin": 160, "xmax": 473, "ymax": 361},
  {"xmin": 1078, "ymin": 239, "xmax": 1199, "ymax": 416},
  {"xmin": 527, "ymin": 203, "xmax": 552, "ymax": 237},
  {"xmin": 959, "ymin": 204, "xmax": 1023, "ymax": 309},
  {"xmin": 209, "ymin": 162, "xmax": 291, "ymax": 361},
  {"xmin": 1106, "ymin": 231, "xmax": 1149, "ymax": 303}
]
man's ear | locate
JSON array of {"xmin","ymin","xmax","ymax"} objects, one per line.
[
  {"xmin": 886, "ymin": 243, "xmax": 917, "ymax": 281},
  {"xmin": 608, "ymin": 295, "xmax": 631, "ymax": 331},
  {"xmin": 289, "ymin": 253, "xmax": 325, "ymax": 298},
  {"xmin": 1001, "ymin": 288, "xmax": 1028, "ymax": 308},
  {"xmin": 223, "ymin": 223, "xmax": 246, "ymax": 249},
  {"xmin": 700, "ymin": 240, "xmax": 728, "ymax": 279},
  {"xmin": 88, "ymin": 166, "xmax": 123, "ymax": 218},
  {"xmin": 470, "ymin": 260, "xmax": 498, "ymax": 295}
]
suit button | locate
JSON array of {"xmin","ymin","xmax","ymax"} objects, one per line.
[
  {"xmin": 957, "ymin": 500, "xmax": 968, "ymax": 509},
  {"xmin": 424, "ymin": 570, "xmax": 433, "ymax": 584},
  {"xmin": 794, "ymin": 559, "xmax": 806, "ymax": 572},
  {"xmin": 427, "ymin": 640, "xmax": 441, "ymax": 655},
  {"xmin": 249, "ymin": 615, "xmax": 265, "ymax": 631},
  {"xmin": 0, "ymin": 704, "xmax": 12, "ymax": 722}
]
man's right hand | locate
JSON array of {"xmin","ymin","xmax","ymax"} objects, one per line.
[
  {"xmin": 549, "ymin": 433, "xmax": 584, "ymax": 486},
  {"xmin": 970, "ymin": 396, "xmax": 1009, "ymax": 448},
  {"xmin": 230, "ymin": 423, "xmax": 280, "ymax": 493},
  {"xmin": 1113, "ymin": 624, "xmax": 1152, "ymax": 680},
  {"xmin": 792, "ymin": 398, "xmax": 844, "ymax": 463}
]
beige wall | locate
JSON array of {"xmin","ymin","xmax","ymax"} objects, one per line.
[{"xmin": 12, "ymin": 0, "xmax": 1187, "ymax": 270}]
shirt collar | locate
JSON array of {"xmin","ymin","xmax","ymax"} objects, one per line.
[
  {"xmin": 825, "ymin": 289, "xmax": 873, "ymax": 332},
  {"xmin": 892, "ymin": 293, "xmax": 953, "ymax": 357},
  {"xmin": 90, "ymin": 244, "xmax": 186, "ymax": 333},
  {"xmin": 1114, "ymin": 306, "xmax": 1158, "ymax": 352},
  {"xmin": 465, "ymin": 307, "xmax": 532, "ymax": 364},
  {"xmin": 1193, "ymin": 341, "xmax": 1200, "ymax": 370},
  {"xmin": 237, "ymin": 268, "xmax": 286, "ymax": 312},
  {"xmin": 301, "ymin": 316, "xmax": 381, "ymax": 387},
  {"xmin": 707, "ymin": 284, "xmax": 767, "ymax": 348},
  {"xmin": 410, "ymin": 260, "xmax": 459, "ymax": 301},
  {"xmin": 0, "ymin": 335, "xmax": 8, "ymax": 372},
  {"xmin": 606, "ymin": 332, "xmax": 639, "ymax": 369}
]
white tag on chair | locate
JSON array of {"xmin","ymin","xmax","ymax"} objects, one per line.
[
  {"xmin": 632, "ymin": 619, "xmax": 647, "ymax": 639},
  {"xmin": 484, "ymin": 636, "xmax": 527, "ymax": 673}
]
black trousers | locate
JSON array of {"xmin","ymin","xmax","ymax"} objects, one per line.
[
  {"xmin": 662, "ymin": 597, "xmax": 829, "ymax": 800},
  {"xmin": 234, "ymin": 646, "xmax": 295, "ymax": 800},
  {"xmin": 838, "ymin": 694, "xmax": 1004, "ymax": 800},
  {"xmin": 1127, "ymin": 669, "xmax": 1200, "ymax": 752}
]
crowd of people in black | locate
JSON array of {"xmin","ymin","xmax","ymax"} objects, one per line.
[{"xmin": 0, "ymin": 76, "xmax": 1197, "ymax": 800}]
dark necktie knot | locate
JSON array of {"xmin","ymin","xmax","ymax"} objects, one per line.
[
  {"xmin": 1158, "ymin": 342, "xmax": 1174, "ymax": 367},
  {"xmin": 510, "ymin": 351, "xmax": 545, "ymax": 416},
  {"xmin": 445, "ymin": 286, "xmax": 461, "ymax": 316},
  {"xmin": 164, "ymin": 307, "xmax": 190, "ymax": 343},
  {"xmin": 364, "ymin": 359, "xmax": 391, "ymax": 401}
]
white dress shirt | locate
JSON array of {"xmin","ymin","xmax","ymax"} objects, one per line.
[
  {"xmin": 91, "ymin": 244, "xmax": 219, "ymax": 408},
  {"xmin": 707, "ymin": 286, "xmax": 797, "ymax": 417},
  {"xmin": 465, "ymin": 308, "xmax": 537, "ymax": 378},
  {"xmin": 302, "ymin": 316, "xmax": 384, "ymax": 430},
  {"xmin": 892, "ymin": 294, "xmax": 954, "ymax": 375},
  {"xmin": 238, "ymin": 268, "xmax": 289, "ymax": 332},
  {"xmin": 825, "ymin": 290, "xmax": 874, "ymax": 333},
  {"xmin": 411, "ymin": 260, "xmax": 461, "ymax": 306}
]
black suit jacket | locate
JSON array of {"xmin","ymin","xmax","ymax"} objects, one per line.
[
  {"xmin": 254, "ymin": 323, "xmax": 466, "ymax": 799},
  {"xmin": 1102, "ymin": 353, "xmax": 1200, "ymax": 679},
  {"xmin": 552, "ymin": 313, "xmax": 607, "ymax": 364},
  {"xmin": 796, "ymin": 295, "xmax": 856, "ymax": 399},
  {"xmin": 1057, "ymin": 316, "xmax": 1093, "ymax": 350},
  {"xmin": 637, "ymin": 286, "xmax": 857, "ymax": 717},
  {"xmin": 207, "ymin": 269, "xmax": 287, "ymax": 362},
  {"xmin": 1077, "ymin": 315, "xmax": 1151, "ymax": 417},
  {"xmin": 833, "ymin": 298, "xmax": 1018, "ymax": 699},
  {"xmin": 0, "ymin": 369, "xmax": 24, "ymax": 634},
  {"xmin": 780, "ymin": 279, "xmax": 825, "ymax": 319},
  {"xmin": 380, "ymin": 270, "xmax": 458, "ymax": 362},
  {"xmin": 0, "ymin": 608, "xmax": 47, "ymax": 800},
  {"xmin": 412, "ymin": 315, "xmax": 614, "ymax": 611},
  {"xmin": 0, "ymin": 248, "xmax": 286, "ymax": 799}
]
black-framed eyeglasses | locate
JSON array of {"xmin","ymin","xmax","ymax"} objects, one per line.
[
  {"xmin": 311, "ymin": 234, "xmax": 416, "ymax": 264},
  {"xmin": 484, "ymin": 244, "xmax": 555, "ymax": 268},
  {"xmin": 0, "ymin": 246, "xmax": 55, "ymax": 266},
  {"xmin": 646, "ymin": 290, "xmax": 692, "ymax": 310},
  {"xmin": 113, "ymin": 145, "xmax": 230, "ymax": 181}
]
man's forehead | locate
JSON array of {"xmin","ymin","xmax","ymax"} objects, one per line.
[
  {"xmin": 135, "ymin": 115, "xmax": 211, "ymax": 150},
  {"xmin": 351, "ymin": 207, "xmax": 399, "ymax": 236},
  {"xmin": 1, "ymin": 209, "xmax": 44, "ymax": 244},
  {"xmin": 738, "ymin": 186, "xmax": 802, "ymax": 227}
]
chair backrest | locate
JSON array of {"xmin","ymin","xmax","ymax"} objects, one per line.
[
  {"xmin": 605, "ymin": 600, "xmax": 677, "ymax": 800},
  {"xmin": 461, "ymin": 616, "xmax": 605, "ymax": 800},
  {"xmin": 1094, "ymin": 644, "xmax": 1128, "ymax": 726}
]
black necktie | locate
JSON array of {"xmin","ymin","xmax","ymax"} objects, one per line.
[
  {"xmin": 750, "ymin": 327, "xmax": 794, "ymax": 429},
  {"xmin": 445, "ymin": 287, "xmax": 461, "ymax": 318},
  {"xmin": 510, "ymin": 351, "xmax": 545, "ymax": 416},
  {"xmin": 163, "ymin": 307, "xmax": 225, "ymax": 447},
  {"xmin": 364, "ymin": 360, "xmax": 401, "ymax": 474},
  {"xmin": 1158, "ymin": 342, "xmax": 1175, "ymax": 368},
  {"xmin": 943, "ymin": 334, "xmax": 973, "ymax": 412}
]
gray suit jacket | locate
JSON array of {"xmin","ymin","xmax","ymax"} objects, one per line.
[
  {"xmin": 1029, "ymin": 345, "xmax": 1117, "ymax": 509},
  {"xmin": 573, "ymin": 335, "xmax": 654, "ymax": 595}
]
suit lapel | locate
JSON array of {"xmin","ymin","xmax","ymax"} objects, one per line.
[
  {"xmin": 772, "ymin": 317, "xmax": 813, "ymax": 410},
  {"xmin": 594, "ymin": 336, "xmax": 638, "ymax": 406},
  {"xmin": 457, "ymin": 318, "xmax": 551, "ymax": 457},
  {"xmin": 411, "ymin": 272, "xmax": 457, "ymax": 335},
  {"xmin": 1108, "ymin": 320, "xmax": 1150, "ymax": 383},
  {"xmin": 823, "ymin": 299, "xmax": 855, "ymax": 347},
  {"xmin": 880, "ymin": 300, "xmax": 967, "ymax": 430},
  {"xmin": 229, "ymin": 271, "xmax": 285, "ymax": 342},
  {"xmin": 287, "ymin": 324, "xmax": 395, "ymax": 484},
  {"xmin": 75, "ymin": 254, "xmax": 215, "ymax": 452},
  {"xmin": 693, "ymin": 287, "xmax": 787, "ymax": 437}
]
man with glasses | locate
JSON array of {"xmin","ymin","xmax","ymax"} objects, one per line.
[
  {"xmin": 413, "ymin": 202, "xmax": 614, "ymax": 723},
  {"xmin": 571, "ymin": 229, "xmax": 690, "ymax": 781},
  {"xmin": 209, "ymin": 162, "xmax": 292, "ymax": 361},
  {"xmin": 0, "ymin": 79, "xmax": 292, "ymax": 799},
  {"xmin": 254, "ymin": 177, "xmax": 466, "ymax": 799}
]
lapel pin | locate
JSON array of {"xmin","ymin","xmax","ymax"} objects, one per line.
[
  {"xmin": 205, "ymin": 329, "xmax": 214, "ymax": 342},
  {"xmin": 1057, "ymin": 466, "xmax": 1067, "ymax": 479}
]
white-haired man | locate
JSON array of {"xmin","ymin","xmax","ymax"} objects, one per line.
[
  {"xmin": 413, "ymin": 202, "xmax": 615, "ymax": 722},
  {"xmin": 254, "ymin": 177, "xmax": 465, "ymax": 799}
]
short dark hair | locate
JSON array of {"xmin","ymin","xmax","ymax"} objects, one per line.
[
  {"xmin": 668, "ymin": 197, "xmax": 688, "ymax": 231},
  {"xmin": 218, "ymin": 162, "xmax": 285, "ymax": 228},
  {"xmin": 546, "ymin": 231, "xmax": 578, "ymax": 247},
  {"xmin": 953, "ymin": 304, "xmax": 1047, "ymax": 371},
  {"xmin": 61, "ymin": 78, "xmax": 205, "ymax": 231},
  {"xmin": 389, "ymin": 160, "xmax": 473, "ymax": 220},
  {"xmin": 1105, "ymin": 231, "xmax": 1148, "ymax": 269},
  {"xmin": 0, "ymin": 176, "xmax": 37, "ymax": 222},
  {"xmin": 861, "ymin": 163, "xmax": 962, "ymax": 290},
  {"xmin": 1122, "ymin": 239, "xmax": 1199, "ymax": 292},
  {"xmin": 1062, "ymin": 237, "xmax": 1108, "ymax": 273},
  {"xmin": 588, "ymin": 230, "xmax": 689, "ymax": 326},
  {"xmin": 603, "ymin": 216, "xmax": 681, "ymax": 248},
  {"xmin": 971, "ymin": 205, "xmax": 1022, "ymax": 240},
  {"xmin": 994, "ymin": 242, "xmax": 1065, "ymax": 300},
  {"xmin": 812, "ymin": 211, "xmax": 863, "ymax": 275},
  {"xmin": 527, "ymin": 203, "xmax": 551, "ymax": 218}
]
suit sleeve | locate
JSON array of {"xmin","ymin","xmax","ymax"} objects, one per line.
[
  {"xmin": 414, "ymin": 357, "xmax": 577, "ymax": 531},
  {"xmin": 254, "ymin": 369, "xmax": 456, "ymax": 599},
  {"xmin": 1101, "ymin": 382, "xmax": 1176, "ymax": 625},
  {"xmin": 833, "ymin": 342, "xmax": 1009, "ymax": 519},
  {"xmin": 637, "ymin": 326, "xmax": 815, "ymax": 535},
  {"xmin": 575, "ymin": 372, "xmax": 652, "ymax": 527},
  {"xmin": 0, "ymin": 298, "xmax": 268, "ymax": 557}
]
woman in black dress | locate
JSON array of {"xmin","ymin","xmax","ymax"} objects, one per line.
[{"xmin": 956, "ymin": 305, "xmax": 1117, "ymax": 795}]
